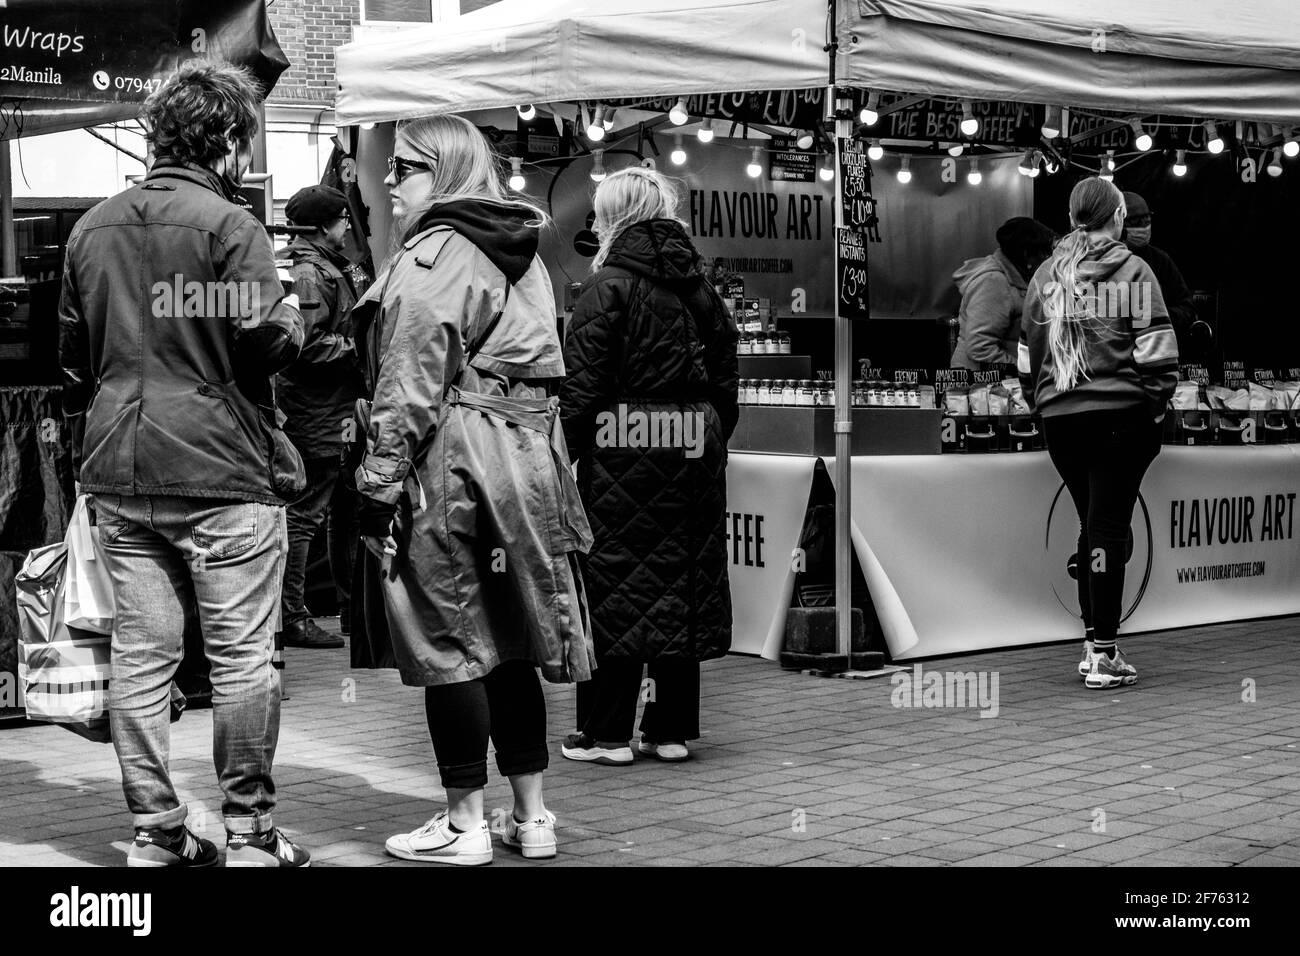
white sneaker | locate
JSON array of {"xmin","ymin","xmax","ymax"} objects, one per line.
[
  {"xmin": 561, "ymin": 733, "xmax": 633, "ymax": 765},
  {"xmin": 384, "ymin": 810, "xmax": 492, "ymax": 865},
  {"xmin": 502, "ymin": 810, "xmax": 557, "ymax": 860},
  {"xmin": 638, "ymin": 740, "xmax": 690, "ymax": 762}
]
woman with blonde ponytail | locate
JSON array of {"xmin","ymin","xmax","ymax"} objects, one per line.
[{"xmin": 1019, "ymin": 176, "xmax": 1180, "ymax": 690}]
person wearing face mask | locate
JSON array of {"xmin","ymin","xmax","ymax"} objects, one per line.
[
  {"xmin": 950, "ymin": 217, "xmax": 1056, "ymax": 371},
  {"xmin": 274, "ymin": 186, "xmax": 363, "ymax": 651},
  {"xmin": 1122, "ymin": 192, "xmax": 1203, "ymax": 354},
  {"xmin": 1019, "ymin": 178, "xmax": 1179, "ymax": 691},
  {"xmin": 58, "ymin": 59, "xmax": 311, "ymax": 866}
]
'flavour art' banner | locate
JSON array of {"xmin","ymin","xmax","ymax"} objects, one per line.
[
  {"xmin": 537, "ymin": 143, "xmax": 1029, "ymax": 321},
  {"xmin": 831, "ymin": 447, "xmax": 1300, "ymax": 660}
]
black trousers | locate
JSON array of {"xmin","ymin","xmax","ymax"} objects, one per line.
[
  {"xmin": 281, "ymin": 454, "xmax": 356, "ymax": 625},
  {"xmin": 1043, "ymin": 407, "xmax": 1162, "ymax": 644},
  {"xmin": 576, "ymin": 659, "xmax": 701, "ymax": 744},
  {"xmin": 424, "ymin": 660, "xmax": 549, "ymax": 790}
]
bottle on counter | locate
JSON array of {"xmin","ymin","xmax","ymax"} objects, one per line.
[
  {"xmin": 778, "ymin": 332, "xmax": 792, "ymax": 355},
  {"xmin": 819, "ymin": 381, "xmax": 834, "ymax": 407},
  {"xmin": 737, "ymin": 333, "xmax": 752, "ymax": 356},
  {"xmin": 780, "ymin": 379, "xmax": 797, "ymax": 405},
  {"xmin": 743, "ymin": 379, "xmax": 758, "ymax": 405},
  {"xmin": 906, "ymin": 386, "xmax": 921, "ymax": 408},
  {"xmin": 866, "ymin": 381, "xmax": 882, "ymax": 406},
  {"xmin": 797, "ymin": 379, "xmax": 815, "ymax": 406},
  {"xmin": 737, "ymin": 379, "xmax": 749, "ymax": 404},
  {"xmin": 852, "ymin": 379, "xmax": 866, "ymax": 406}
]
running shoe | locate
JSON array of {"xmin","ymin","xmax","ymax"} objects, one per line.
[
  {"xmin": 561, "ymin": 732, "xmax": 633, "ymax": 765},
  {"xmin": 1084, "ymin": 649, "xmax": 1138, "ymax": 690},
  {"xmin": 126, "ymin": 825, "xmax": 218, "ymax": 867},
  {"xmin": 225, "ymin": 828, "xmax": 312, "ymax": 867},
  {"xmin": 638, "ymin": 739, "xmax": 690, "ymax": 762},
  {"xmin": 385, "ymin": 810, "xmax": 493, "ymax": 865},
  {"xmin": 1077, "ymin": 639, "xmax": 1095, "ymax": 677},
  {"xmin": 501, "ymin": 809, "xmax": 557, "ymax": 860}
]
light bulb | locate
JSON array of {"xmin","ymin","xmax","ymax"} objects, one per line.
[
  {"xmin": 1018, "ymin": 150, "xmax": 1039, "ymax": 177},
  {"xmin": 587, "ymin": 106, "xmax": 606, "ymax": 141},
  {"xmin": 590, "ymin": 149, "xmax": 606, "ymax": 183},
  {"xmin": 360, "ymin": 122, "xmax": 375, "ymax": 130},
  {"xmin": 508, "ymin": 157, "xmax": 526, "ymax": 191},
  {"xmin": 602, "ymin": 108, "xmax": 616, "ymax": 131},
  {"xmin": 1041, "ymin": 105, "xmax": 1061, "ymax": 140},
  {"xmin": 859, "ymin": 90, "xmax": 880, "ymax": 126},
  {"xmin": 896, "ymin": 155, "xmax": 911, "ymax": 184},
  {"xmin": 960, "ymin": 101, "xmax": 979, "ymax": 137},
  {"xmin": 746, "ymin": 146, "xmax": 763, "ymax": 179},
  {"xmin": 966, "ymin": 158, "xmax": 982, "ymax": 185},
  {"xmin": 669, "ymin": 98, "xmax": 689, "ymax": 126},
  {"xmin": 1130, "ymin": 118, "xmax": 1152, "ymax": 151},
  {"xmin": 947, "ymin": 142, "xmax": 964, "ymax": 158},
  {"xmin": 516, "ymin": 104, "xmax": 536, "ymax": 122},
  {"xmin": 1173, "ymin": 149, "xmax": 1188, "ymax": 177},
  {"xmin": 796, "ymin": 131, "xmax": 814, "ymax": 150},
  {"xmin": 1284, "ymin": 137, "xmax": 1299, "ymax": 158},
  {"xmin": 1106, "ymin": 150, "xmax": 1116, "ymax": 171},
  {"xmin": 1267, "ymin": 148, "xmax": 1283, "ymax": 177},
  {"xmin": 1204, "ymin": 120, "xmax": 1224, "ymax": 155},
  {"xmin": 867, "ymin": 139, "xmax": 884, "ymax": 162},
  {"xmin": 697, "ymin": 119, "xmax": 714, "ymax": 144},
  {"xmin": 671, "ymin": 135, "xmax": 687, "ymax": 166},
  {"xmin": 1099, "ymin": 152, "xmax": 1114, "ymax": 181},
  {"xmin": 819, "ymin": 161, "xmax": 834, "ymax": 182}
]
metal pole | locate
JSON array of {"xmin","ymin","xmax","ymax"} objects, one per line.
[
  {"xmin": 827, "ymin": 0, "xmax": 853, "ymax": 662},
  {"xmin": 0, "ymin": 142, "xmax": 16, "ymax": 278}
]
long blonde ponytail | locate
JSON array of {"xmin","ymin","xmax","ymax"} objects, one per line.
[{"xmin": 1041, "ymin": 177, "xmax": 1126, "ymax": 391}]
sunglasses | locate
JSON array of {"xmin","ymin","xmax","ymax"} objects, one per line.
[{"xmin": 388, "ymin": 154, "xmax": 434, "ymax": 183}]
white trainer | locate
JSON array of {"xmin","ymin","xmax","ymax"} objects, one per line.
[
  {"xmin": 1077, "ymin": 639, "xmax": 1096, "ymax": 677},
  {"xmin": 385, "ymin": 810, "xmax": 492, "ymax": 865},
  {"xmin": 502, "ymin": 809, "xmax": 557, "ymax": 859},
  {"xmin": 638, "ymin": 740, "xmax": 690, "ymax": 762}
]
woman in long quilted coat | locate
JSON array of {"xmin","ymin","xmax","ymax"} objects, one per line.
[{"xmin": 560, "ymin": 167, "xmax": 738, "ymax": 765}]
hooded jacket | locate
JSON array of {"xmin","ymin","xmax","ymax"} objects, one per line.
[
  {"xmin": 560, "ymin": 219, "xmax": 739, "ymax": 663},
  {"xmin": 950, "ymin": 249, "xmax": 1026, "ymax": 371},
  {"xmin": 349, "ymin": 199, "xmax": 593, "ymax": 686},
  {"xmin": 1018, "ymin": 236, "xmax": 1179, "ymax": 418}
]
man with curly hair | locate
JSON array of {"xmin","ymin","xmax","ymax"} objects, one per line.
[{"xmin": 59, "ymin": 58, "xmax": 312, "ymax": 867}]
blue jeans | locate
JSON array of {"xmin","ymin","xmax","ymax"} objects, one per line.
[{"xmin": 91, "ymin": 494, "xmax": 286, "ymax": 834}]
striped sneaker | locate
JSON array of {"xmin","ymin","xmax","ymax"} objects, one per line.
[
  {"xmin": 561, "ymin": 733, "xmax": 632, "ymax": 765},
  {"xmin": 501, "ymin": 809, "xmax": 557, "ymax": 860},
  {"xmin": 225, "ymin": 828, "xmax": 312, "ymax": 867},
  {"xmin": 385, "ymin": 810, "xmax": 493, "ymax": 865},
  {"xmin": 127, "ymin": 826, "xmax": 218, "ymax": 867},
  {"xmin": 1084, "ymin": 649, "xmax": 1138, "ymax": 690}
]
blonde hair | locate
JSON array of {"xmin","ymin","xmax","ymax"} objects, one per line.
[
  {"xmin": 393, "ymin": 114, "xmax": 548, "ymax": 244},
  {"xmin": 591, "ymin": 166, "xmax": 685, "ymax": 271},
  {"xmin": 1041, "ymin": 177, "xmax": 1127, "ymax": 391}
]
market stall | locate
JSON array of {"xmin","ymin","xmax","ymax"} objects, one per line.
[{"xmin": 336, "ymin": 0, "xmax": 1300, "ymax": 663}]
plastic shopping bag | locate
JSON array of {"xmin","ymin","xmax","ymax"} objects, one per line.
[
  {"xmin": 14, "ymin": 539, "xmax": 113, "ymax": 742},
  {"xmin": 63, "ymin": 496, "xmax": 114, "ymax": 634}
]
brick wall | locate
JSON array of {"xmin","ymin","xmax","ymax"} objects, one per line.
[{"xmin": 267, "ymin": 0, "xmax": 363, "ymax": 108}]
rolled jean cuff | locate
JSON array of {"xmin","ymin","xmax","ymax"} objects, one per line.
[
  {"xmin": 438, "ymin": 759, "xmax": 488, "ymax": 791},
  {"xmin": 133, "ymin": 803, "xmax": 188, "ymax": 832},
  {"xmin": 495, "ymin": 744, "xmax": 549, "ymax": 779},
  {"xmin": 224, "ymin": 811, "xmax": 274, "ymax": 836}
]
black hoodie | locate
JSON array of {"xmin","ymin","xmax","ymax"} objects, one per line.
[
  {"xmin": 604, "ymin": 218, "xmax": 707, "ymax": 287},
  {"xmin": 414, "ymin": 199, "xmax": 539, "ymax": 285}
]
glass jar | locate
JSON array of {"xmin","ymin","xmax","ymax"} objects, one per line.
[
  {"xmin": 797, "ymin": 379, "xmax": 815, "ymax": 406},
  {"xmin": 906, "ymin": 386, "xmax": 921, "ymax": 408},
  {"xmin": 780, "ymin": 379, "xmax": 797, "ymax": 405},
  {"xmin": 756, "ymin": 333, "xmax": 771, "ymax": 355},
  {"xmin": 778, "ymin": 333, "xmax": 792, "ymax": 355},
  {"xmin": 737, "ymin": 334, "xmax": 752, "ymax": 356},
  {"xmin": 755, "ymin": 379, "xmax": 770, "ymax": 405},
  {"xmin": 866, "ymin": 381, "xmax": 881, "ymax": 406},
  {"xmin": 817, "ymin": 382, "xmax": 832, "ymax": 407},
  {"xmin": 852, "ymin": 379, "xmax": 866, "ymax": 406},
  {"xmin": 744, "ymin": 379, "xmax": 759, "ymax": 405},
  {"xmin": 737, "ymin": 379, "xmax": 750, "ymax": 404}
]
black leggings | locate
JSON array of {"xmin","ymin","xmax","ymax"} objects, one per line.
[
  {"xmin": 1043, "ymin": 407, "xmax": 1162, "ymax": 644},
  {"xmin": 423, "ymin": 660, "xmax": 549, "ymax": 790}
]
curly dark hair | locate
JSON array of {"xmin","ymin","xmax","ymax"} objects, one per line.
[{"xmin": 142, "ymin": 58, "xmax": 261, "ymax": 168}]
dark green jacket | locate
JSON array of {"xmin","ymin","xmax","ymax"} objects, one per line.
[{"xmin": 59, "ymin": 162, "xmax": 303, "ymax": 505}]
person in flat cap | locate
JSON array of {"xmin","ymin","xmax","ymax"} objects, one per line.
[
  {"xmin": 276, "ymin": 184, "xmax": 364, "ymax": 649},
  {"xmin": 1122, "ymin": 191, "xmax": 1206, "ymax": 356},
  {"xmin": 950, "ymin": 216, "xmax": 1057, "ymax": 371}
]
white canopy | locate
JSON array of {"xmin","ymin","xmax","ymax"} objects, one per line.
[
  {"xmin": 338, "ymin": 0, "xmax": 1300, "ymax": 125},
  {"xmin": 336, "ymin": 0, "xmax": 828, "ymax": 126},
  {"xmin": 839, "ymin": 0, "xmax": 1300, "ymax": 123}
]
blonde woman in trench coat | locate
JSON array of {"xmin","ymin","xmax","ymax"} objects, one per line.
[{"xmin": 350, "ymin": 115, "xmax": 594, "ymax": 865}]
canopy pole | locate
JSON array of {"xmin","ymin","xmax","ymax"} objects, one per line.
[
  {"xmin": 828, "ymin": 0, "xmax": 853, "ymax": 663},
  {"xmin": 1, "ymin": 141, "xmax": 15, "ymax": 278}
]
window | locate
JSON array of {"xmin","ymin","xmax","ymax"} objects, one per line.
[{"xmin": 361, "ymin": 0, "xmax": 434, "ymax": 23}]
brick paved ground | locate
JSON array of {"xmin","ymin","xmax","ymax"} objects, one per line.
[{"xmin": 2, "ymin": 615, "xmax": 1298, "ymax": 867}]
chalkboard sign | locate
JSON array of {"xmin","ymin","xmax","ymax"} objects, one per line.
[
  {"xmin": 836, "ymin": 228, "xmax": 869, "ymax": 319},
  {"xmin": 1221, "ymin": 360, "xmax": 1249, "ymax": 390},
  {"xmin": 838, "ymin": 139, "xmax": 874, "ymax": 232},
  {"xmin": 1180, "ymin": 364, "xmax": 1210, "ymax": 386},
  {"xmin": 768, "ymin": 135, "xmax": 816, "ymax": 183}
]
